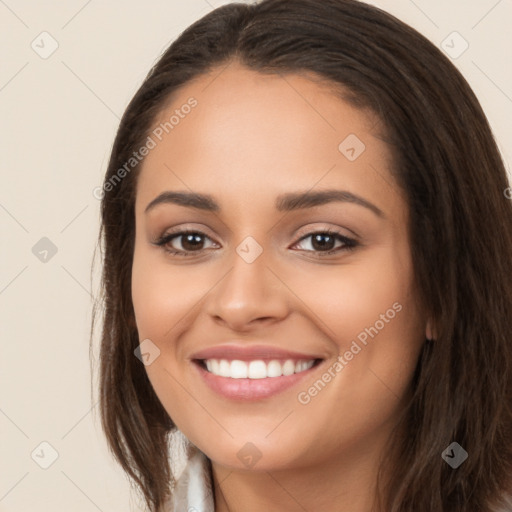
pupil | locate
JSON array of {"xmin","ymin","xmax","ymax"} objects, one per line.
[
  {"xmin": 312, "ymin": 234, "xmax": 334, "ymax": 251},
  {"xmin": 182, "ymin": 233, "xmax": 203, "ymax": 251}
]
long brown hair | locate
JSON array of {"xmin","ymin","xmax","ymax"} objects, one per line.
[{"xmin": 90, "ymin": 1, "xmax": 512, "ymax": 510}]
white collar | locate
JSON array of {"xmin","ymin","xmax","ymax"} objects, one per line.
[{"xmin": 163, "ymin": 429, "xmax": 215, "ymax": 512}]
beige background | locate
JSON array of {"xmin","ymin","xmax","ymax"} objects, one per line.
[{"xmin": 1, "ymin": 0, "xmax": 511, "ymax": 510}]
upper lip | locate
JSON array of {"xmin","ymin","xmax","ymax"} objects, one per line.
[{"xmin": 190, "ymin": 344, "xmax": 324, "ymax": 362}]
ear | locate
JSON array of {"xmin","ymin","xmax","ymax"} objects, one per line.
[{"xmin": 425, "ymin": 319, "xmax": 436, "ymax": 341}]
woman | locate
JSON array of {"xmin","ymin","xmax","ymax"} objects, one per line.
[{"xmin": 91, "ymin": 0, "xmax": 512, "ymax": 510}]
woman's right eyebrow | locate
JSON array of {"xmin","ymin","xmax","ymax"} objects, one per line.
[{"xmin": 144, "ymin": 189, "xmax": 385, "ymax": 219}]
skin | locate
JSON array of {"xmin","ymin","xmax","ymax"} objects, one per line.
[{"xmin": 131, "ymin": 60, "xmax": 434, "ymax": 512}]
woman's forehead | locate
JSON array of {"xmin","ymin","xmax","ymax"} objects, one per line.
[{"xmin": 135, "ymin": 64, "xmax": 401, "ymax": 215}]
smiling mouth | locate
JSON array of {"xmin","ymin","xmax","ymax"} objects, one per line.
[{"xmin": 194, "ymin": 358, "xmax": 323, "ymax": 379}]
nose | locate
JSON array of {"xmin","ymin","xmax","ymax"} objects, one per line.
[{"xmin": 206, "ymin": 247, "xmax": 290, "ymax": 332}]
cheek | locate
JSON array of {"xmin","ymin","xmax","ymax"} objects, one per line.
[
  {"xmin": 288, "ymin": 245, "xmax": 416, "ymax": 346},
  {"xmin": 131, "ymin": 246, "xmax": 207, "ymax": 342},
  {"xmin": 130, "ymin": 248, "xmax": 206, "ymax": 427},
  {"xmin": 131, "ymin": 264, "xmax": 174, "ymax": 339},
  {"xmin": 290, "ymin": 244, "xmax": 424, "ymax": 400},
  {"xmin": 286, "ymin": 251, "xmax": 423, "ymax": 457}
]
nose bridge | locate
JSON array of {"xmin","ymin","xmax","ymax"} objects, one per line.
[
  {"xmin": 219, "ymin": 236, "xmax": 271, "ymax": 306},
  {"xmin": 206, "ymin": 235, "xmax": 288, "ymax": 328}
]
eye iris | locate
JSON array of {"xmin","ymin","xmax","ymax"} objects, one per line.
[
  {"xmin": 181, "ymin": 233, "xmax": 204, "ymax": 251},
  {"xmin": 312, "ymin": 233, "xmax": 335, "ymax": 251}
]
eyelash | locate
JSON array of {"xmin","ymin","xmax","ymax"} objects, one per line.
[{"xmin": 153, "ymin": 229, "xmax": 359, "ymax": 258}]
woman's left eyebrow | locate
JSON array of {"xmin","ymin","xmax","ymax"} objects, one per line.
[{"xmin": 144, "ymin": 189, "xmax": 385, "ymax": 219}]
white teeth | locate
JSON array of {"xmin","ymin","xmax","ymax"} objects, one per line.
[
  {"xmin": 248, "ymin": 360, "xmax": 267, "ymax": 379},
  {"xmin": 218, "ymin": 359, "xmax": 231, "ymax": 377},
  {"xmin": 267, "ymin": 360, "xmax": 282, "ymax": 378},
  {"xmin": 203, "ymin": 358, "xmax": 316, "ymax": 379},
  {"xmin": 230, "ymin": 360, "xmax": 248, "ymax": 378},
  {"xmin": 282, "ymin": 360, "xmax": 295, "ymax": 376}
]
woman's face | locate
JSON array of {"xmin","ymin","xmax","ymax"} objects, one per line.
[{"xmin": 131, "ymin": 62, "xmax": 430, "ymax": 471}]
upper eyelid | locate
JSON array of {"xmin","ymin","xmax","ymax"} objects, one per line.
[{"xmin": 158, "ymin": 221, "xmax": 358, "ymax": 238}]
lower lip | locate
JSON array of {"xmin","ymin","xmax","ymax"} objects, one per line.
[{"xmin": 192, "ymin": 360, "xmax": 322, "ymax": 401}]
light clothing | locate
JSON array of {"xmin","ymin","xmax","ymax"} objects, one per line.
[{"xmin": 163, "ymin": 429, "xmax": 214, "ymax": 512}]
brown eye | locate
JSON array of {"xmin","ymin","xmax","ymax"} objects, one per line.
[
  {"xmin": 293, "ymin": 230, "xmax": 358, "ymax": 256},
  {"xmin": 154, "ymin": 230, "xmax": 216, "ymax": 257}
]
